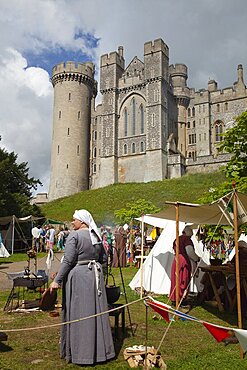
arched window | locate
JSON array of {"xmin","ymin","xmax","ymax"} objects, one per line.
[
  {"xmin": 78, "ymin": 111, "xmax": 81, "ymax": 120},
  {"xmin": 59, "ymin": 111, "xmax": 62, "ymax": 119},
  {"xmin": 57, "ymin": 145, "xmax": 60, "ymax": 154},
  {"xmin": 188, "ymin": 108, "xmax": 191, "ymax": 117},
  {"xmin": 140, "ymin": 141, "xmax": 144, "ymax": 152},
  {"xmin": 193, "ymin": 121, "xmax": 195, "ymax": 128},
  {"xmin": 132, "ymin": 143, "xmax": 136, "ymax": 153},
  {"xmin": 192, "ymin": 107, "xmax": 195, "ymax": 116},
  {"xmin": 93, "ymin": 147, "xmax": 97, "ymax": 158},
  {"xmin": 187, "ymin": 121, "xmax": 190, "ymax": 128},
  {"xmin": 140, "ymin": 104, "xmax": 144, "ymax": 134},
  {"xmin": 215, "ymin": 121, "xmax": 224, "ymax": 142},
  {"xmin": 124, "ymin": 108, "xmax": 128, "ymax": 136},
  {"xmin": 217, "ymin": 104, "xmax": 220, "ymax": 113},
  {"xmin": 132, "ymin": 98, "xmax": 136, "ymax": 135},
  {"xmin": 67, "ymin": 128, "xmax": 70, "ymax": 136},
  {"xmin": 77, "ymin": 145, "xmax": 80, "ymax": 155},
  {"xmin": 123, "ymin": 144, "xmax": 127, "ymax": 155},
  {"xmin": 225, "ymin": 102, "xmax": 228, "ymax": 111},
  {"xmin": 188, "ymin": 152, "xmax": 192, "ymax": 158}
]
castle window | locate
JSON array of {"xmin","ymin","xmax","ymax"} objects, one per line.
[
  {"xmin": 193, "ymin": 121, "xmax": 196, "ymax": 128},
  {"xmin": 187, "ymin": 121, "xmax": 190, "ymax": 128},
  {"xmin": 93, "ymin": 164, "xmax": 96, "ymax": 173},
  {"xmin": 132, "ymin": 98, "xmax": 136, "ymax": 135},
  {"xmin": 217, "ymin": 104, "xmax": 220, "ymax": 112},
  {"xmin": 93, "ymin": 147, "xmax": 97, "ymax": 158},
  {"xmin": 199, "ymin": 105, "xmax": 201, "ymax": 113},
  {"xmin": 99, "ymin": 149, "xmax": 101, "ymax": 156},
  {"xmin": 67, "ymin": 128, "xmax": 70, "ymax": 136},
  {"xmin": 78, "ymin": 111, "xmax": 81, "ymax": 120},
  {"xmin": 94, "ymin": 131, "xmax": 97, "ymax": 141},
  {"xmin": 199, "ymin": 134, "xmax": 201, "ymax": 141},
  {"xmin": 204, "ymin": 133, "xmax": 207, "ymax": 140},
  {"xmin": 140, "ymin": 104, "xmax": 145, "ymax": 134},
  {"xmin": 215, "ymin": 121, "xmax": 223, "ymax": 142},
  {"xmin": 203, "ymin": 118, "xmax": 206, "ymax": 125},
  {"xmin": 140, "ymin": 141, "xmax": 145, "ymax": 152},
  {"xmin": 151, "ymin": 113, "xmax": 155, "ymax": 127},
  {"xmin": 124, "ymin": 108, "xmax": 128, "ymax": 136},
  {"xmin": 123, "ymin": 144, "xmax": 127, "ymax": 155},
  {"xmin": 66, "ymin": 164, "xmax": 69, "ymax": 169},
  {"xmin": 57, "ymin": 145, "xmax": 60, "ymax": 154},
  {"xmin": 132, "ymin": 143, "xmax": 136, "ymax": 153},
  {"xmin": 225, "ymin": 102, "xmax": 228, "ymax": 111},
  {"xmin": 188, "ymin": 152, "xmax": 192, "ymax": 158},
  {"xmin": 59, "ymin": 111, "xmax": 62, "ymax": 119},
  {"xmin": 188, "ymin": 108, "xmax": 191, "ymax": 117},
  {"xmin": 68, "ymin": 93, "xmax": 71, "ymax": 101},
  {"xmin": 192, "ymin": 107, "xmax": 195, "ymax": 116},
  {"xmin": 188, "ymin": 134, "xmax": 196, "ymax": 145},
  {"xmin": 77, "ymin": 145, "xmax": 80, "ymax": 155}
]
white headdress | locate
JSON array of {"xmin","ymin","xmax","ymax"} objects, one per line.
[{"xmin": 73, "ymin": 209, "xmax": 102, "ymax": 245}]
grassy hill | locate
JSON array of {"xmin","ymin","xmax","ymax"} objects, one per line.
[{"xmin": 41, "ymin": 171, "xmax": 226, "ymax": 225}]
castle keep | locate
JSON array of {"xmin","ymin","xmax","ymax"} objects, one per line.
[{"xmin": 49, "ymin": 38, "xmax": 247, "ymax": 201}]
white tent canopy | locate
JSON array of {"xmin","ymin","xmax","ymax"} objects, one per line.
[
  {"xmin": 129, "ymin": 216, "xmax": 210, "ymax": 294},
  {"xmin": 150, "ymin": 192, "xmax": 247, "ymax": 226}
]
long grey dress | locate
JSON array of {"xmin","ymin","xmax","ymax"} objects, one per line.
[{"xmin": 54, "ymin": 229, "xmax": 115, "ymax": 365}]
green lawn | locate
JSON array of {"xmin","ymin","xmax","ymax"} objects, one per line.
[
  {"xmin": 0, "ymin": 266, "xmax": 246, "ymax": 370},
  {"xmin": 41, "ymin": 171, "xmax": 227, "ymax": 224}
]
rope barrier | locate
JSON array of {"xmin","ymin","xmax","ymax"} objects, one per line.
[{"xmin": 2, "ymin": 297, "xmax": 145, "ymax": 333}]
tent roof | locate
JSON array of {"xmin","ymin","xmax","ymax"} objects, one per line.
[
  {"xmin": 0, "ymin": 215, "xmax": 41, "ymax": 226},
  {"xmin": 150, "ymin": 191, "xmax": 247, "ymax": 226}
]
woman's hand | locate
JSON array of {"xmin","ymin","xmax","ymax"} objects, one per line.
[{"xmin": 50, "ymin": 281, "xmax": 60, "ymax": 292}]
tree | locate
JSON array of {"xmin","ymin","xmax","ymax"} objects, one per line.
[
  {"xmin": 0, "ymin": 143, "xmax": 42, "ymax": 217},
  {"xmin": 114, "ymin": 199, "xmax": 160, "ymax": 224},
  {"xmin": 218, "ymin": 111, "xmax": 247, "ymax": 179}
]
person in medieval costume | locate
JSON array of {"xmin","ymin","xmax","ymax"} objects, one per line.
[
  {"xmin": 50, "ymin": 209, "xmax": 115, "ymax": 365},
  {"xmin": 112, "ymin": 226, "xmax": 127, "ymax": 267},
  {"xmin": 169, "ymin": 225, "xmax": 199, "ymax": 306}
]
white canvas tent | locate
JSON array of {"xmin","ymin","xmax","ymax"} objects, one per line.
[{"xmin": 129, "ymin": 215, "xmax": 210, "ymax": 294}]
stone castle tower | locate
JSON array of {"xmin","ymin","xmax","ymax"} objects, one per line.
[
  {"xmin": 49, "ymin": 38, "xmax": 247, "ymax": 201},
  {"xmin": 49, "ymin": 61, "xmax": 97, "ymax": 201}
]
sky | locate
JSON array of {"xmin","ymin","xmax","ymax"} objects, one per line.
[{"xmin": 1, "ymin": 0, "xmax": 247, "ymax": 196}]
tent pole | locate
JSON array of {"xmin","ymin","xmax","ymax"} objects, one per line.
[
  {"xmin": 233, "ymin": 186, "xmax": 243, "ymax": 359},
  {"xmin": 11, "ymin": 216, "xmax": 15, "ymax": 255},
  {"xmin": 129, "ymin": 220, "xmax": 133, "ymax": 267},
  {"xmin": 175, "ymin": 203, "xmax": 179, "ymax": 310},
  {"xmin": 140, "ymin": 214, "xmax": 145, "ymax": 299}
]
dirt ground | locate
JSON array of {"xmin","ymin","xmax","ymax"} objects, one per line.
[{"xmin": 0, "ymin": 254, "xmax": 63, "ymax": 291}]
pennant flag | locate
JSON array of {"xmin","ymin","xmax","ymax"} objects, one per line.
[
  {"xmin": 233, "ymin": 329, "xmax": 247, "ymax": 353},
  {"xmin": 146, "ymin": 299, "xmax": 170, "ymax": 322},
  {"xmin": 174, "ymin": 310, "xmax": 198, "ymax": 322},
  {"xmin": 203, "ymin": 322, "xmax": 231, "ymax": 343}
]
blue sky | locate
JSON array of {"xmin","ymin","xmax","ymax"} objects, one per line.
[{"xmin": 1, "ymin": 0, "xmax": 247, "ymax": 196}]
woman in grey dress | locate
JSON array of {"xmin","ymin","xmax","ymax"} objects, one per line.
[{"xmin": 50, "ymin": 209, "xmax": 115, "ymax": 365}]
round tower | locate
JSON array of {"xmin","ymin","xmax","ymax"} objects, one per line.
[
  {"xmin": 169, "ymin": 64, "xmax": 190, "ymax": 156},
  {"xmin": 49, "ymin": 61, "xmax": 97, "ymax": 201}
]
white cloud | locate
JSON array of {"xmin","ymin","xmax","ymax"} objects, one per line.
[{"xmin": 0, "ymin": 0, "xmax": 247, "ymax": 197}]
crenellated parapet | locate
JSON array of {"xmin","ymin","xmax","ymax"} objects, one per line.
[
  {"xmin": 144, "ymin": 38, "xmax": 169, "ymax": 57},
  {"xmin": 100, "ymin": 50, "xmax": 125, "ymax": 69},
  {"xmin": 52, "ymin": 61, "xmax": 97, "ymax": 95}
]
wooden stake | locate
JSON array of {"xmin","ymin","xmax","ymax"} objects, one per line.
[
  {"xmin": 175, "ymin": 204, "xmax": 180, "ymax": 311},
  {"xmin": 233, "ymin": 185, "xmax": 243, "ymax": 359}
]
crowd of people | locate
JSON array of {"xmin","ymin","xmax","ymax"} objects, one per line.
[{"xmin": 31, "ymin": 224, "xmax": 70, "ymax": 252}]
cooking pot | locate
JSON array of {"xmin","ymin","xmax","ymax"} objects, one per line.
[{"xmin": 105, "ymin": 272, "xmax": 120, "ymax": 304}]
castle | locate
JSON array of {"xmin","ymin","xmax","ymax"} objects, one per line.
[{"xmin": 48, "ymin": 38, "xmax": 247, "ymax": 201}]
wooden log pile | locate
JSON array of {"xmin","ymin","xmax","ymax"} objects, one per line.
[{"xmin": 123, "ymin": 345, "xmax": 167, "ymax": 369}]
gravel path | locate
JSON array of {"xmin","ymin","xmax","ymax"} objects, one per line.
[{"xmin": 0, "ymin": 253, "xmax": 63, "ymax": 291}]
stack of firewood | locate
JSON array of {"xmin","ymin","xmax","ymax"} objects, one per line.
[{"xmin": 123, "ymin": 345, "xmax": 167, "ymax": 369}]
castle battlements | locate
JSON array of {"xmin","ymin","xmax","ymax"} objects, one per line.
[
  {"xmin": 144, "ymin": 38, "xmax": 169, "ymax": 56},
  {"xmin": 52, "ymin": 61, "xmax": 95, "ymax": 77},
  {"xmin": 100, "ymin": 49, "xmax": 125, "ymax": 68}
]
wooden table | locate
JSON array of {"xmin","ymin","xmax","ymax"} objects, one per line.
[{"xmin": 199, "ymin": 264, "xmax": 247, "ymax": 313}]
